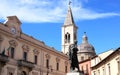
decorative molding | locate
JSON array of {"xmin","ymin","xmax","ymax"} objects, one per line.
[
  {"xmin": 56, "ymin": 57, "xmax": 60, "ymax": 63},
  {"xmin": 9, "ymin": 40, "xmax": 18, "ymax": 47},
  {"xmin": 45, "ymin": 54, "xmax": 50, "ymax": 59},
  {"xmin": 22, "ymin": 44, "xmax": 29, "ymax": 52},
  {"xmin": 116, "ymin": 57, "xmax": 120, "ymax": 62},
  {"xmin": 65, "ymin": 61, "xmax": 68, "ymax": 66},
  {"xmin": 7, "ymin": 67, "xmax": 15, "ymax": 73},
  {"xmin": 0, "ymin": 35, "xmax": 4, "ymax": 42},
  {"xmin": 33, "ymin": 49, "xmax": 39, "ymax": 55},
  {"xmin": 32, "ymin": 72, "xmax": 38, "ymax": 75}
]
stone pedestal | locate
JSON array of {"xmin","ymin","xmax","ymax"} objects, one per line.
[{"xmin": 67, "ymin": 72, "xmax": 84, "ymax": 75}]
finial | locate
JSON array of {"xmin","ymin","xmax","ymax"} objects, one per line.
[
  {"xmin": 69, "ymin": 0, "xmax": 72, "ymax": 5},
  {"xmin": 83, "ymin": 32, "xmax": 87, "ymax": 38},
  {"xmin": 84, "ymin": 32, "xmax": 86, "ymax": 34}
]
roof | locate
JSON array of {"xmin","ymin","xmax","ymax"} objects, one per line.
[
  {"xmin": 63, "ymin": 5, "xmax": 75, "ymax": 26},
  {"xmin": 91, "ymin": 47, "xmax": 120, "ymax": 69}
]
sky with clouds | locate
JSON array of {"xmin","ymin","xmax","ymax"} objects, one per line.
[
  {"xmin": 0, "ymin": 0, "xmax": 120, "ymax": 22},
  {"xmin": 0, "ymin": 0, "xmax": 120, "ymax": 54}
]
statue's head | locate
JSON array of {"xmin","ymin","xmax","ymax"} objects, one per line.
[{"xmin": 74, "ymin": 40, "xmax": 78, "ymax": 45}]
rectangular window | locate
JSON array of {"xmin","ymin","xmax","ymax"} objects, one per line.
[
  {"xmin": 81, "ymin": 57, "xmax": 84, "ymax": 61},
  {"xmin": 118, "ymin": 61, "xmax": 120, "ymax": 74},
  {"xmin": 23, "ymin": 52, "xmax": 27, "ymax": 61},
  {"xmin": 65, "ymin": 66, "xmax": 67, "ymax": 73},
  {"xmin": 108, "ymin": 64, "xmax": 111, "ymax": 75},
  {"xmin": 56, "ymin": 62, "xmax": 59, "ymax": 70},
  {"xmin": 93, "ymin": 71, "xmax": 96, "ymax": 75},
  {"xmin": 35, "ymin": 55, "xmax": 37, "ymax": 64},
  {"xmin": 103, "ymin": 67, "xmax": 105, "ymax": 75},
  {"xmin": 11, "ymin": 47, "xmax": 14, "ymax": 58},
  {"xmin": 98, "ymin": 70, "xmax": 100, "ymax": 75},
  {"xmin": 46, "ymin": 59, "xmax": 49, "ymax": 68}
]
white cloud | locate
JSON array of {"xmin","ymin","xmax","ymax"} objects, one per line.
[
  {"xmin": 0, "ymin": 0, "xmax": 119, "ymax": 23},
  {"xmin": 72, "ymin": 6, "xmax": 120, "ymax": 20}
]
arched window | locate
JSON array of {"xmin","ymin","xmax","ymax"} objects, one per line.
[
  {"xmin": 68, "ymin": 34, "xmax": 70, "ymax": 43},
  {"xmin": 65, "ymin": 34, "xmax": 67, "ymax": 43},
  {"xmin": 65, "ymin": 32, "xmax": 70, "ymax": 43}
]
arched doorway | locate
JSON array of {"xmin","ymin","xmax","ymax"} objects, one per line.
[{"xmin": 22, "ymin": 71, "xmax": 27, "ymax": 75}]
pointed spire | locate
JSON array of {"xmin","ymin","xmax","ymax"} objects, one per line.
[
  {"xmin": 82, "ymin": 32, "xmax": 88, "ymax": 43},
  {"xmin": 64, "ymin": 1, "xmax": 75, "ymax": 25}
]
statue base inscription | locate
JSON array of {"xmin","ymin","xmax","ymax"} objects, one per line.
[{"xmin": 67, "ymin": 71, "xmax": 84, "ymax": 75}]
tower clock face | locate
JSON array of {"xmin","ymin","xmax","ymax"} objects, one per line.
[{"xmin": 11, "ymin": 27, "xmax": 16, "ymax": 34}]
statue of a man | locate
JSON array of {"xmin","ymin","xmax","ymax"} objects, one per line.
[{"xmin": 68, "ymin": 41, "xmax": 80, "ymax": 72}]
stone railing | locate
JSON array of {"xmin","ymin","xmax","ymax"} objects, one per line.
[
  {"xmin": 18, "ymin": 60, "xmax": 34, "ymax": 69},
  {"xmin": 0, "ymin": 54, "xmax": 9, "ymax": 63}
]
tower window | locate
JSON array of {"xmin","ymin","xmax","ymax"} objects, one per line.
[
  {"xmin": 65, "ymin": 32, "xmax": 70, "ymax": 43},
  {"xmin": 68, "ymin": 34, "xmax": 70, "ymax": 43},
  {"xmin": 65, "ymin": 34, "xmax": 67, "ymax": 43}
]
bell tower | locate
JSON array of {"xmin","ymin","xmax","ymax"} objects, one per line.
[{"xmin": 61, "ymin": 3, "xmax": 78, "ymax": 54}]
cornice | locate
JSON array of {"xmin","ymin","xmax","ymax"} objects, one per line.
[{"xmin": 0, "ymin": 24, "xmax": 68, "ymax": 60}]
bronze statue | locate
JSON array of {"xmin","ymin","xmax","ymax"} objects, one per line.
[{"xmin": 68, "ymin": 41, "xmax": 80, "ymax": 72}]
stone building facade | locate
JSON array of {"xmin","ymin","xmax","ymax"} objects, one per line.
[
  {"xmin": 79, "ymin": 59, "xmax": 91, "ymax": 75},
  {"xmin": 0, "ymin": 16, "xmax": 69, "ymax": 75},
  {"xmin": 90, "ymin": 49, "xmax": 120, "ymax": 75}
]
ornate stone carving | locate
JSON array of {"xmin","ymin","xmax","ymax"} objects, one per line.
[
  {"xmin": 65, "ymin": 61, "xmax": 68, "ymax": 66},
  {"xmin": 9, "ymin": 40, "xmax": 18, "ymax": 47},
  {"xmin": 45, "ymin": 54, "xmax": 50, "ymax": 59},
  {"xmin": 18, "ymin": 60, "xmax": 34, "ymax": 71},
  {"xmin": 7, "ymin": 67, "xmax": 15, "ymax": 74},
  {"xmin": 56, "ymin": 57, "xmax": 60, "ymax": 63},
  {"xmin": 33, "ymin": 49, "xmax": 39, "ymax": 55},
  {"xmin": 22, "ymin": 45, "xmax": 29, "ymax": 52}
]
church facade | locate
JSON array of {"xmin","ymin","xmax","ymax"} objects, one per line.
[{"xmin": 0, "ymin": 16, "xmax": 69, "ymax": 75}]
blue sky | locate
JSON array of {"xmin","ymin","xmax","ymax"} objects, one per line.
[{"xmin": 0, "ymin": 0, "xmax": 120, "ymax": 54}]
